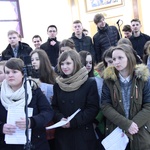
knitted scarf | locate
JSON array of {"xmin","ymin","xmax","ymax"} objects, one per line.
[
  {"xmin": 1, "ymin": 79, "xmax": 32, "ymax": 110},
  {"xmin": 56, "ymin": 67, "xmax": 88, "ymax": 92}
]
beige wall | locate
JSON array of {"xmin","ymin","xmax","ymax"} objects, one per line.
[{"xmin": 76, "ymin": 0, "xmax": 134, "ymax": 37}]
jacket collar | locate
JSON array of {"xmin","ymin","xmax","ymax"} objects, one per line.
[{"xmin": 103, "ymin": 64, "xmax": 149, "ymax": 82}]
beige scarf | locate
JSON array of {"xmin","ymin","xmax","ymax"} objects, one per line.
[
  {"xmin": 56, "ymin": 67, "xmax": 88, "ymax": 92},
  {"xmin": 1, "ymin": 79, "xmax": 32, "ymax": 110}
]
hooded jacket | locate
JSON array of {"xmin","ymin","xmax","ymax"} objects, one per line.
[{"xmin": 101, "ymin": 64, "xmax": 150, "ymax": 150}]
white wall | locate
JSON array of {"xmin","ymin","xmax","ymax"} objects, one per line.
[
  {"xmin": 0, "ymin": 0, "xmax": 73, "ymax": 52},
  {"xmin": 140, "ymin": 0, "xmax": 150, "ymax": 35},
  {"xmin": 19, "ymin": 0, "xmax": 73, "ymax": 49}
]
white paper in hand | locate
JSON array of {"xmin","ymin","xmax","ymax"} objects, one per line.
[
  {"xmin": 46, "ymin": 108, "xmax": 81, "ymax": 130},
  {"xmin": 101, "ymin": 127, "xmax": 129, "ymax": 150}
]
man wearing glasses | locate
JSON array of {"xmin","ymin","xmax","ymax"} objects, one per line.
[
  {"xmin": 32, "ymin": 35, "xmax": 42, "ymax": 49},
  {"xmin": 40, "ymin": 25, "xmax": 60, "ymax": 67}
]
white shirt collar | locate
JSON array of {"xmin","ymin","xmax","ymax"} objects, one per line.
[{"xmin": 119, "ymin": 73, "xmax": 130, "ymax": 83}]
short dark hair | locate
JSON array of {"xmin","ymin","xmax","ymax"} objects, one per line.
[
  {"xmin": 94, "ymin": 13, "xmax": 104, "ymax": 24},
  {"xmin": 122, "ymin": 25, "xmax": 132, "ymax": 32},
  {"xmin": 131, "ymin": 18, "xmax": 141, "ymax": 24},
  {"xmin": 4, "ymin": 58, "xmax": 24, "ymax": 73},
  {"xmin": 73, "ymin": 20, "xmax": 82, "ymax": 24},
  {"xmin": 83, "ymin": 29, "xmax": 88, "ymax": 32},
  {"xmin": 59, "ymin": 39, "xmax": 75, "ymax": 49},
  {"xmin": 32, "ymin": 35, "xmax": 42, "ymax": 41},
  {"xmin": 47, "ymin": 25, "xmax": 57, "ymax": 32}
]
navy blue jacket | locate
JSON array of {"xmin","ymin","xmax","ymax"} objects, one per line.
[{"xmin": 0, "ymin": 88, "xmax": 54, "ymax": 150}]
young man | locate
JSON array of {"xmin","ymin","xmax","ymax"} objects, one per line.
[
  {"xmin": 32, "ymin": 35, "xmax": 42, "ymax": 49},
  {"xmin": 1, "ymin": 30, "xmax": 32, "ymax": 60},
  {"xmin": 70, "ymin": 20, "xmax": 95, "ymax": 60},
  {"xmin": 129, "ymin": 19, "xmax": 150, "ymax": 58},
  {"xmin": 122, "ymin": 25, "xmax": 132, "ymax": 38},
  {"xmin": 40, "ymin": 25, "xmax": 60, "ymax": 67},
  {"xmin": 93, "ymin": 13, "xmax": 120, "ymax": 63}
]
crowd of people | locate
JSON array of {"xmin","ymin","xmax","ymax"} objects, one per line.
[{"xmin": 0, "ymin": 13, "xmax": 150, "ymax": 150}]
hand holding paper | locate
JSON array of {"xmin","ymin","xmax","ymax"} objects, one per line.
[
  {"xmin": 101, "ymin": 127, "xmax": 129, "ymax": 150},
  {"xmin": 46, "ymin": 108, "xmax": 81, "ymax": 130}
]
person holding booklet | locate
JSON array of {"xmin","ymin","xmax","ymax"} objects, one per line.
[
  {"xmin": 0, "ymin": 58, "xmax": 54, "ymax": 150},
  {"xmin": 101, "ymin": 44, "xmax": 150, "ymax": 149},
  {"xmin": 52, "ymin": 50, "xmax": 100, "ymax": 150}
]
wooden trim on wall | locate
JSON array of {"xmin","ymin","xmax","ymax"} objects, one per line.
[{"xmin": 132, "ymin": 0, "xmax": 139, "ymax": 19}]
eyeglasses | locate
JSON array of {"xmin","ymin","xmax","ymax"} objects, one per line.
[
  {"xmin": 33, "ymin": 40, "xmax": 40, "ymax": 43},
  {"xmin": 49, "ymin": 30, "xmax": 56, "ymax": 33}
]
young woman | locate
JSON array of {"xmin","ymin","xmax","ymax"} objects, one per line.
[
  {"xmin": 79, "ymin": 51, "xmax": 94, "ymax": 77},
  {"xmin": 52, "ymin": 50, "xmax": 99, "ymax": 150},
  {"xmin": 59, "ymin": 38, "xmax": 76, "ymax": 54},
  {"xmin": 79, "ymin": 50, "xmax": 104, "ymax": 150},
  {"xmin": 94, "ymin": 47, "xmax": 114, "ymax": 78},
  {"xmin": 101, "ymin": 44, "xmax": 150, "ymax": 149},
  {"xmin": 143, "ymin": 40, "xmax": 150, "ymax": 71},
  {"xmin": 0, "ymin": 58, "xmax": 53, "ymax": 150},
  {"xmin": 30, "ymin": 49, "xmax": 56, "ymax": 149},
  {"xmin": 55, "ymin": 39, "xmax": 76, "ymax": 75},
  {"xmin": 30, "ymin": 49, "xmax": 56, "ymax": 103}
]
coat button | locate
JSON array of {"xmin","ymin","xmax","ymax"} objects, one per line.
[
  {"xmin": 119, "ymin": 100, "xmax": 121, "ymax": 102},
  {"xmin": 86, "ymin": 127, "xmax": 89, "ymax": 129},
  {"xmin": 38, "ymin": 135, "xmax": 40, "ymax": 138},
  {"xmin": 106, "ymin": 128, "xmax": 108, "ymax": 130}
]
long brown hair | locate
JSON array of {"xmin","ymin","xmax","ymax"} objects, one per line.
[
  {"xmin": 30, "ymin": 49, "xmax": 56, "ymax": 84},
  {"xmin": 58, "ymin": 50, "xmax": 82, "ymax": 76},
  {"xmin": 112, "ymin": 44, "xmax": 136, "ymax": 75}
]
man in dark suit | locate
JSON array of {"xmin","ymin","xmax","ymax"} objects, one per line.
[{"xmin": 40, "ymin": 25, "xmax": 60, "ymax": 67}]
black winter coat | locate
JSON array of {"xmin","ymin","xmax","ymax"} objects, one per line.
[
  {"xmin": 1, "ymin": 42, "xmax": 32, "ymax": 60},
  {"xmin": 52, "ymin": 78, "xmax": 99, "ymax": 150},
  {"xmin": 71, "ymin": 33, "xmax": 95, "ymax": 59},
  {"xmin": 0, "ymin": 88, "xmax": 54, "ymax": 150},
  {"xmin": 129, "ymin": 33, "xmax": 150, "ymax": 58},
  {"xmin": 40, "ymin": 38, "xmax": 60, "ymax": 67},
  {"xmin": 93, "ymin": 24, "xmax": 120, "ymax": 63}
]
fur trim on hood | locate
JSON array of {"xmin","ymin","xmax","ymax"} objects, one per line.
[{"xmin": 103, "ymin": 64, "xmax": 149, "ymax": 81}]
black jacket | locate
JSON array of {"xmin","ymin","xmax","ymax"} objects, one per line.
[
  {"xmin": 40, "ymin": 38, "xmax": 60, "ymax": 67},
  {"xmin": 129, "ymin": 33, "xmax": 150, "ymax": 58},
  {"xmin": 93, "ymin": 24, "xmax": 120, "ymax": 63},
  {"xmin": 0, "ymin": 88, "xmax": 54, "ymax": 150},
  {"xmin": 52, "ymin": 78, "xmax": 99, "ymax": 150},
  {"xmin": 71, "ymin": 33, "xmax": 95, "ymax": 59},
  {"xmin": 1, "ymin": 42, "xmax": 32, "ymax": 60}
]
